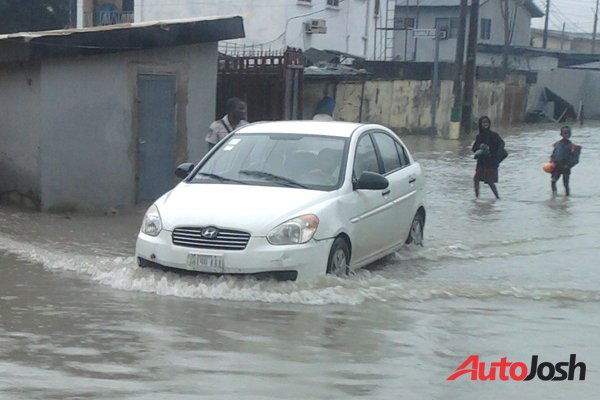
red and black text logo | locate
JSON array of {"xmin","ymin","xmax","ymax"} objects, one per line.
[{"xmin": 448, "ymin": 354, "xmax": 586, "ymax": 381}]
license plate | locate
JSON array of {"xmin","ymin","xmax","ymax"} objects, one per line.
[{"xmin": 187, "ymin": 254, "xmax": 224, "ymax": 273}]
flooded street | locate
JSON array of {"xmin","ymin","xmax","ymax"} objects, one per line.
[{"xmin": 1, "ymin": 124, "xmax": 600, "ymax": 399}]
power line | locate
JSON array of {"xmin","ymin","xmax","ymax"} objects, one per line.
[{"xmin": 550, "ymin": 3, "xmax": 588, "ymax": 32}]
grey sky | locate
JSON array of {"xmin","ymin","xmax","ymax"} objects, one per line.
[{"xmin": 531, "ymin": 0, "xmax": 599, "ymax": 33}]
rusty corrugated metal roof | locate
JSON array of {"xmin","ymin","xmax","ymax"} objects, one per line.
[{"xmin": 0, "ymin": 16, "xmax": 245, "ymax": 64}]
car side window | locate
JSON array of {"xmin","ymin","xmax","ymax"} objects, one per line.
[
  {"xmin": 373, "ymin": 132, "xmax": 402, "ymax": 173},
  {"xmin": 395, "ymin": 141, "xmax": 410, "ymax": 166},
  {"xmin": 353, "ymin": 134, "xmax": 380, "ymax": 178}
]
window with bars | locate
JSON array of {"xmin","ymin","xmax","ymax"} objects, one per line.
[{"xmin": 327, "ymin": 0, "xmax": 340, "ymax": 7}]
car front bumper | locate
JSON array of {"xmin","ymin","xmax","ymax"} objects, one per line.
[{"xmin": 135, "ymin": 230, "xmax": 333, "ymax": 281}]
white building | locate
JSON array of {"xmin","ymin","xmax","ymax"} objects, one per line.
[
  {"xmin": 393, "ymin": 0, "xmax": 544, "ymax": 63},
  {"xmin": 77, "ymin": 0, "xmax": 400, "ymax": 60}
]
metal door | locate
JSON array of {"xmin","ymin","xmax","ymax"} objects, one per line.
[
  {"xmin": 136, "ymin": 74, "xmax": 176, "ymax": 202},
  {"xmin": 344, "ymin": 133, "xmax": 397, "ymax": 265},
  {"xmin": 371, "ymin": 132, "xmax": 419, "ymax": 246}
]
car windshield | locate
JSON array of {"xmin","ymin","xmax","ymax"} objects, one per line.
[{"xmin": 190, "ymin": 133, "xmax": 348, "ymax": 190}]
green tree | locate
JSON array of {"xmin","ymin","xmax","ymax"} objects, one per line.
[{"xmin": 0, "ymin": 0, "xmax": 75, "ymax": 34}]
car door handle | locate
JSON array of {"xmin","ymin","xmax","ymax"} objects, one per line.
[
  {"xmin": 409, "ymin": 176, "xmax": 417, "ymax": 184},
  {"xmin": 382, "ymin": 189, "xmax": 391, "ymax": 196}
]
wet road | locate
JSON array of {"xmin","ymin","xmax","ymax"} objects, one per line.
[{"xmin": 1, "ymin": 123, "xmax": 600, "ymax": 399}]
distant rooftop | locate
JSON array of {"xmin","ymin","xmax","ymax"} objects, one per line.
[
  {"xmin": 531, "ymin": 28, "xmax": 594, "ymax": 41},
  {"xmin": 396, "ymin": 0, "xmax": 544, "ymax": 18},
  {"xmin": 567, "ymin": 61, "xmax": 600, "ymax": 70}
]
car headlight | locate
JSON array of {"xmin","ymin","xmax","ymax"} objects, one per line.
[
  {"xmin": 141, "ymin": 204, "xmax": 162, "ymax": 237},
  {"xmin": 267, "ymin": 214, "xmax": 319, "ymax": 245}
]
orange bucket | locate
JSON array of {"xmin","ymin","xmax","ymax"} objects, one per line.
[{"xmin": 543, "ymin": 162, "xmax": 555, "ymax": 173}]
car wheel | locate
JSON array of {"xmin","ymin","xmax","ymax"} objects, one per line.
[
  {"xmin": 326, "ymin": 237, "xmax": 350, "ymax": 277},
  {"xmin": 406, "ymin": 212, "xmax": 424, "ymax": 246}
]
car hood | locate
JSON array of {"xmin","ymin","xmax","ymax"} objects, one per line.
[{"xmin": 156, "ymin": 183, "xmax": 334, "ymax": 235}]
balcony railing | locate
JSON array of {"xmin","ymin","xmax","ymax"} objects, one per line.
[{"xmin": 98, "ymin": 10, "xmax": 134, "ymax": 25}]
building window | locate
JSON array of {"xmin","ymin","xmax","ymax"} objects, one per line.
[
  {"xmin": 123, "ymin": 0, "xmax": 134, "ymax": 12},
  {"xmin": 327, "ymin": 0, "xmax": 340, "ymax": 7},
  {"xmin": 435, "ymin": 17, "xmax": 459, "ymax": 39},
  {"xmin": 480, "ymin": 18, "xmax": 492, "ymax": 40},
  {"xmin": 297, "ymin": 0, "xmax": 312, "ymax": 5},
  {"xmin": 394, "ymin": 17, "xmax": 415, "ymax": 30}
]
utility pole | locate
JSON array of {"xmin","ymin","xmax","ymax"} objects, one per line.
[
  {"xmin": 543, "ymin": 0, "xmax": 550, "ymax": 48},
  {"xmin": 404, "ymin": 0, "xmax": 410, "ymax": 60},
  {"xmin": 461, "ymin": 0, "xmax": 480, "ymax": 135},
  {"xmin": 593, "ymin": 0, "xmax": 599, "ymax": 54},
  {"xmin": 412, "ymin": 0, "xmax": 421, "ymax": 61},
  {"xmin": 450, "ymin": 0, "xmax": 468, "ymax": 138},
  {"xmin": 431, "ymin": 27, "xmax": 441, "ymax": 133},
  {"xmin": 560, "ymin": 22, "xmax": 565, "ymax": 50}
]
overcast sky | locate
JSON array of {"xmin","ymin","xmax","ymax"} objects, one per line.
[{"xmin": 531, "ymin": 0, "xmax": 599, "ymax": 33}]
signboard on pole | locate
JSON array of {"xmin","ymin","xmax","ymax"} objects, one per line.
[{"xmin": 412, "ymin": 28, "xmax": 437, "ymax": 38}]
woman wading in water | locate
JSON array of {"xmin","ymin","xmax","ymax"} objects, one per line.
[{"xmin": 472, "ymin": 116, "xmax": 505, "ymax": 199}]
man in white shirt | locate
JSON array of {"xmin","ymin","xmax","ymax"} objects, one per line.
[
  {"xmin": 312, "ymin": 95, "xmax": 335, "ymax": 121},
  {"xmin": 206, "ymin": 97, "xmax": 248, "ymax": 150}
]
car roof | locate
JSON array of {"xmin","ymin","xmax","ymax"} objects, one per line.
[{"xmin": 235, "ymin": 120, "xmax": 368, "ymax": 138}]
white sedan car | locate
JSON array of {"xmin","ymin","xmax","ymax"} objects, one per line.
[{"xmin": 136, "ymin": 121, "xmax": 425, "ymax": 281}]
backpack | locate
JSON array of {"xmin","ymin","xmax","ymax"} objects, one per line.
[
  {"xmin": 495, "ymin": 139, "xmax": 508, "ymax": 163},
  {"xmin": 569, "ymin": 144, "xmax": 582, "ymax": 168}
]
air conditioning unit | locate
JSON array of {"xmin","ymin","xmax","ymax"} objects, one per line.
[{"xmin": 304, "ymin": 19, "xmax": 327, "ymax": 34}]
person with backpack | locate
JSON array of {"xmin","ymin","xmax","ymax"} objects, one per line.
[
  {"xmin": 550, "ymin": 126, "xmax": 581, "ymax": 196},
  {"xmin": 472, "ymin": 116, "xmax": 507, "ymax": 199},
  {"xmin": 206, "ymin": 97, "xmax": 248, "ymax": 150}
]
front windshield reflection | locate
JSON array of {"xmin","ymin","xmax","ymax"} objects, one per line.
[{"xmin": 191, "ymin": 134, "xmax": 348, "ymax": 191}]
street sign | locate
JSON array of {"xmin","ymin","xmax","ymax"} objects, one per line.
[{"xmin": 412, "ymin": 28, "xmax": 437, "ymax": 38}]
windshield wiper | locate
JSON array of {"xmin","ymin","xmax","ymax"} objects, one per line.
[
  {"xmin": 195, "ymin": 172, "xmax": 247, "ymax": 185},
  {"xmin": 239, "ymin": 170, "xmax": 308, "ymax": 188}
]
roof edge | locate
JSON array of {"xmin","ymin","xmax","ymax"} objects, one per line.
[{"xmin": 0, "ymin": 16, "xmax": 245, "ymax": 64}]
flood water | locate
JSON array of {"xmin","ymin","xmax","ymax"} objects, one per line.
[{"xmin": 1, "ymin": 124, "xmax": 599, "ymax": 399}]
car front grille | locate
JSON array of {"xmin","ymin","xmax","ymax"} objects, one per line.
[{"xmin": 172, "ymin": 227, "xmax": 251, "ymax": 251}]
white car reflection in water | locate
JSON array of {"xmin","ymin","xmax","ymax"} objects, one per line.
[{"xmin": 135, "ymin": 121, "xmax": 426, "ymax": 281}]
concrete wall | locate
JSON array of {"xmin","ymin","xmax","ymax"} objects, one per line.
[
  {"xmin": 571, "ymin": 39, "xmax": 595, "ymax": 54},
  {"xmin": 136, "ymin": 0, "xmax": 378, "ymax": 59},
  {"xmin": 0, "ymin": 63, "xmax": 43, "ymax": 208},
  {"xmin": 0, "ymin": 43, "xmax": 217, "ymax": 211},
  {"xmin": 534, "ymin": 68, "xmax": 600, "ymax": 119},
  {"xmin": 477, "ymin": 53, "xmax": 559, "ymax": 71},
  {"xmin": 304, "ymin": 77, "xmax": 508, "ymax": 135},
  {"xmin": 531, "ymin": 33, "xmax": 573, "ymax": 51}
]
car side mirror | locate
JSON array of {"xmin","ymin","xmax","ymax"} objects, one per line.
[
  {"xmin": 354, "ymin": 171, "xmax": 389, "ymax": 190},
  {"xmin": 175, "ymin": 163, "xmax": 195, "ymax": 179}
]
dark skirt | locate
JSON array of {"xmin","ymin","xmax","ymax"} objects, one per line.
[{"xmin": 474, "ymin": 167, "xmax": 498, "ymax": 184}]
